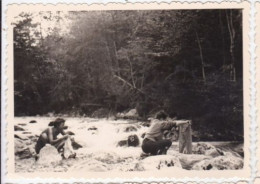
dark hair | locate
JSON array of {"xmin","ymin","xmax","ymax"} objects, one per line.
[
  {"xmin": 48, "ymin": 118, "xmax": 65, "ymax": 127},
  {"xmin": 155, "ymin": 111, "xmax": 168, "ymax": 120}
]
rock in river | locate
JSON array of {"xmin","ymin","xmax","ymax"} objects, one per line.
[
  {"xmin": 192, "ymin": 142, "xmax": 224, "ymax": 157},
  {"xmin": 14, "ymin": 125, "xmax": 25, "ymax": 131},
  {"xmin": 192, "ymin": 154, "xmax": 243, "ymax": 170},
  {"xmin": 135, "ymin": 155, "xmax": 182, "ymax": 171},
  {"xmin": 37, "ymin": 144, "xmax": 62, "ymax": 165}
]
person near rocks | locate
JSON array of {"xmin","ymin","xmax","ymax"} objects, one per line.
[
  {"xmin": 141, "ymin": 111, "xmax": 190, "ymax": 155},
  {"xmin": 35, "ymin": 118, "xmax": 75, "ymax": 158}
]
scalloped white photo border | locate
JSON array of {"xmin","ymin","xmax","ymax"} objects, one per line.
[{"xmin": 1, "ymin": 1, "xmax": 258, "ymax": 183}]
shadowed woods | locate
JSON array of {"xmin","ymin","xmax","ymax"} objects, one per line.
[{"xmin": 13, "ymin": 10, "xmax": 243, "ymax": 141}]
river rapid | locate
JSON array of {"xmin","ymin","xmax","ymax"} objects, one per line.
[{"xmin": 14, "ymin": 117, "xmax": 244, "ymax": 172}]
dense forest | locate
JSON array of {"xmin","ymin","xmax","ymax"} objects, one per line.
[{"xmin": 13, "ymin": 9, "xmax": 243, "ymax": 141}]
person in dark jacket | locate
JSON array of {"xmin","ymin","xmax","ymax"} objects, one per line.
[{"xmin": 142, "ymin": 111, "xmax": 189, "ymax": 155}]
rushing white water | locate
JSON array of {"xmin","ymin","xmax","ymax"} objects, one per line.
[{"xmin": 14, "ymin": 117, "xmax": 243, "ymax": 172}]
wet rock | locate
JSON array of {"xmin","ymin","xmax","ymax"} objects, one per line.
[
  {"xmin": 117, "ymin": 108, "xmax": 139, "ymax": 119},
  {"xmin": 15, "ymin": 138, "xmax": 26, "ymax": 152},
  {"xmin": 14, "ymin": 133, "xmax": 29, "ymax": 140},
  {"xmin": 66, "ymin": 131, "xmax": 75, "ymax": 135},
  {"xmin": 29, "ymin": 120, "xmax": 37, "ymax": 124},
  {"xmin": 18, "ymin": 123, "xmax": 27, "ymax": 126},
  {"xmin": 192, "ymin": 155, "xmax": 243, "ymax": 170},
  {"xmin": 127, "ymin": 134, "xmax": 139, "ymax": 147},
  {"xmin": 205, "ymin": 148, "xmax": 224, "ymax": 157},
  {"xmin": 117, "ymin": 140, "xmax": 128, "ymax": 147},
  {"xmin": 140, "ymin": 121, "xmax": 151, "ymax": 127},
  {"xmin": 15, "ymin": 147, "xmax": 33, "ymax": 159},
  {"xmin": 88, "ymin": 126, "xmax": 98, "ymax": 131},
  {"xmin": 192, "ymin": 143, "xmax": 223, "ymax": 157},
  {"xmin": 15, "ymin": 138, "xmax": 35, "ymax": 159},
  {"xmin": 141, "ymin": 133, "xmax": 146, "ymax": 138},
  {"xmin": 70, "ymin": 159, "xmax": 109, "ymax": 171},
  {"xmin": 124, "ymin": 125, "xmax": 137, "ymax": 132},
  {"xmin": 117, "ymin": 135, "xmax": 139, "ymax": 147},
  {"xmin": 125, "ymin": 109, "xmax": 138, "ymax": 117},
  {"xmin": 135, "ymin": 155, "xmax": 182, "ymax": 171},
  {"xmin": 92, "ymin": 108, "xmax": 110, "ymax": 118},
  {"xmin": 178, "ymin": 153, "xmax": 212, "ymax": 170},
  {"xmin": 37, "ymin": 144, "xmax": 62, "ymax": 165},
  {"xmin": 71, "ymin": 139, "xmax": 83, "ymax": 150},
  {"xmin": 14, "ymin": 125, "xmax": 25, "ymax": 131}
]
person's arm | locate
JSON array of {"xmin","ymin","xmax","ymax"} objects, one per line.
[
  {"xmin": 48, "ymin": 128, "xmax": 68, "ymax": 144},
  {"xmin": 175, "ymin": 120, "xmax": 191, "ymax": 126},
  {"xmin": 60, "ymin": 129, "xmax": 66, "ymax": 135},
  {"xmin": 161, "ymin": 121, "xmax": 177, "ymax": 131}
]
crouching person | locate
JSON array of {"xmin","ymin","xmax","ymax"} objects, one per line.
[
  {"xmin": 35, "ymin": 118, "xmax": 76, "ymax": 159},
  {"xmin": 142, "ymin": 111, "xmax": 189, "ymax": 155}
]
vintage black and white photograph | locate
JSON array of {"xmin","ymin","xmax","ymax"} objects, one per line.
[{"xmin": 11, "ymin": 7, "xmax": 246, "ymax": 174}]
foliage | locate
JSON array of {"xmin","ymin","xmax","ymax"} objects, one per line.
[{"xmin": 13, "ymin": 10, "xmax": 243, "ymax": 141}]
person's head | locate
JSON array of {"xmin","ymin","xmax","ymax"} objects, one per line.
[
  {"xmin": 49, "ymin": 118, "xmax": 66, "ymax": 130},
  {"xmin": 155, "ymin": 111, "xmax": 168, "ymax": 120}
]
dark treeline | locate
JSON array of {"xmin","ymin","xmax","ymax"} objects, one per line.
[{"xmin": 13, "ymin": 10, "xmax": 243, "ymax": 141}]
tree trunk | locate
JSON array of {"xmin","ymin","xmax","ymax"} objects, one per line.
[
  {"xmin": 179, "ymin": 122, "xmax": 192, "ymax": 154},
  {"xmin": 195, "ymin": 31, "xmax": 206, "ymax": 83},
  {"xmin": 219, "ymin": 11, "xmax": 226, "ymax": 66},
  {"xmin": 226, "ymin": 10, "xmax": 236, "ymax": 82}
]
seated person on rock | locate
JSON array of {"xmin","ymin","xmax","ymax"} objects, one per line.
[
  {"xmin": 35, "ymin": 118, "xmax": 74, "ymax": 157},
  {"xmin": 142, "ymin": 111, "xmax": 190, "ymax": 155}
]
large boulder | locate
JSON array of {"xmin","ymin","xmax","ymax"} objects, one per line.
[
  {"xmin": 70, "ymin": 159, "xmax": 109, "ymax": 172},
  {"xmin": 192, "ymin": 143, "xmax": 224, "ymax": 157},
  {"xmin": 127, "ymin": 134, "xmax": 139, "ymax": 147},
  {"xmin": 192, "ymin": 154, "xmax": 243, "ymax": 170},
  {"xmin": 15, "ymin": 138, "xmax": 35, "ymax": 159},
  {"xmin": 124, "ymin": 125, "xmax": 137, "ymax": 132},
  {"xmin": 117, "ymin": 134, "xmax": 139, "ymax": 147},
  {"xmin": 14, "ymin": 125, "xmax": 25, "ymax": 131},
  {"xmin": 92, "ymin": 108, "xmax": 110, "ymax": 118},
  {"xmin": 37, "ymin": 144, "xmax": 62, "ymax": 165},
  {"xmin": 135, "ymin": 155, "xmax": 182, "ymax": 171},
  {"xmin": 117, "ymin": 108, "xmax": 139, "ymax": 119}
]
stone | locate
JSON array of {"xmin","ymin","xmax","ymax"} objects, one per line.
[
  {"xmin": 29, "ymin": 120, "xmax": 37, "ymax": 124},
  {"xmin": 66, "ymin": 131, "xmax": 75, "ymax": 135},
  {"xmin": 124, "ymin": 125, "xmax": 137, "ymax": 132},
  {"xmin": 71, "ymin": 139, "xmax": 83, "ymax": 150},
  {"xmin": 37, "ymin": 144, "xmax": 62, "ymax": 165},
  {"xmin": 205, "ymin": 148, "xmax": 224, "ymax": 157},
  {"xmin": 125, "ymin": 109, "xmax": 138, "ymax": 117},
  {"xmin": 15, "ymin": 138, "xmax": 35, "ymax": 159},
  {"xmin": 88, "ymin": 126, "xmax": 98, "ymax": 131},
  {"xmin": 14, "ymin": 125, "xmax": 25, "ymax": 131},
  {"xmin": 15, "ymin": 147, "xmax": 33, "ymax": 159},
  {"xmin": 192, "ymin": 143, "xmax": 224, "ymax": 157},
  {"xmin": 135, "ymin": 155, "xmax": 182, "ymax": 171},
  {"xmin": 117, "ymin": 140, "xmax": 128, "ymax": 147},
  {"xmin": 70, "ymin": 159, "xmax": 109, "ymax": 172},
  {"xmin": 141, "ymin": 133, "xmax": 146, "ymax": 138},
  {"xmin": 127, "ymin": 134, "xmax": 139, "ymax": 147},
  {"xmin": 192, "ymin": 155, "xmax": 243, "ymax": 170},
  {"xmin": 140, "ymin": 121, "xmax": 151, "ymax": 127},
  {"xmin": 177, "ymin": 153, "xmax": 212, "ymax": 170},
  {"xmin": 14, "ymin": 133, "xmax": 29, "ymax": 140},
  {"xmin": 91, "ymin": 108, "xmax": 110, "ymax": 118},
  {"xmin": 18, "ymin": 123, "xmax": 27, "ymax": 126}
]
